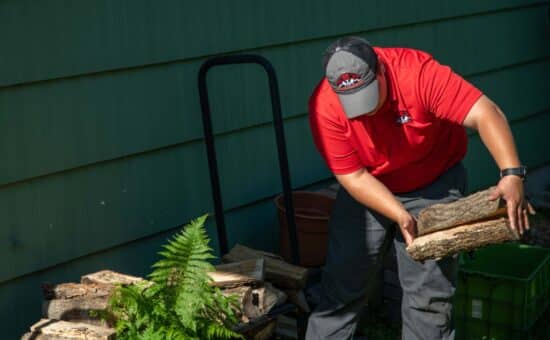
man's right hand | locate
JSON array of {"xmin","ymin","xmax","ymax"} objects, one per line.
[
  {"xmin": 335, "ymin": 168, "xmax": 418, "ymax": 247},
  {"xmin": 397, "ymin": 211, "xmax": 417, "ymax": 247}
]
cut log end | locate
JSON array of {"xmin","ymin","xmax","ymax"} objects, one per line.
[{"xmin": 222, "ymin": 244, "xmax": 308, "ymax": 289}]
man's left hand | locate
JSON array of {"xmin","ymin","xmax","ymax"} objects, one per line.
[{"xmin": 489, "ymin": 175, "xmax": 535, "ymax": 235}]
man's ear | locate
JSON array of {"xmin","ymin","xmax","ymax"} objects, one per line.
[{"xmin": 378, "ymin": 60, "xmax": 385, "ymax": 74}]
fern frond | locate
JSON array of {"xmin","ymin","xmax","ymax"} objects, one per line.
[{"xmin": 105, "ymin": 213, "xmax": 243, "ymax": 340}]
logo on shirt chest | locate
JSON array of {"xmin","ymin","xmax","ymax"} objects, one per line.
[{"xmin": 395, "ymin": 112, "xmax": 412, "ymax": 125}]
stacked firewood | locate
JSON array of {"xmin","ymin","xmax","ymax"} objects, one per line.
[
  {"xmin": 21, "ymin": 244, "xmax": 309, "ymax": 340},
  {"xmin": 21, "ymin": 271, "xmax": 142, "ymax": 339},
  {"xmin": 407, "ymin": 187, "xmax": 520, "ymax": 261}
]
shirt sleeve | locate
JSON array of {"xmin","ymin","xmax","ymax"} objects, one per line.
[
  {"xmin": 308, "ymin": 100, "xmax": 363, "ymax": 175},
  {"xmin": 419, "ymin": 57, "xmax": 483, "ymax": 124}
]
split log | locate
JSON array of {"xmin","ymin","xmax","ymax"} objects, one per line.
[
  {"xmin": 22, "ymin": 319, "xmax": 115, "ymax": 340},
  {"xmin": 42, "ymin": 297, "xmax": 111, "ymax": 326},
  {"xmin": 81, "ymin": 270, "xmax": 145, "ymax": 286},
  {"xmin": 41, "ymin": 283, "xmax": 115, "ymax": 326},
  {"xmin": 42, "ymin": 283, "xmax": 114, "ymax": 301},
  {"xmin": 222, "ymin": 283, "xmax": 286, "ymax": 322},
  {"xmin": 209, "ymin": 258, "xmax": 264, "ymax": 288},
  {"xmin": 407, "ymin": 218, "xmax": 519, "ymax": 261},
  {"xmin": 222, "ymin": 244, "xmax": 308, "ymax": 289},
  {"xmin": 245, "ymin": 283, "xmax": 287, "ymax": 319},
  {"xmin": 417, "ymin": 187, "xmax": 506, "ymax": 236},
  {"xmin": 222, "ymin": 286, "xmax": 260, "ymax": 323}
]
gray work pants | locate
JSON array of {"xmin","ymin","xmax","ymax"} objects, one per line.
[{"xmin": 306, "ymin": 163, "xmax": 467, "ymax": 340}]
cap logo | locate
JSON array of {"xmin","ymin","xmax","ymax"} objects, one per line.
[{"xmin": 336, "ymin": 73, "xmax": 365, "ymax": 92}]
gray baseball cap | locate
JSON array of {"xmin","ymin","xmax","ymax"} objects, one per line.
[{"xmin": 323, "ymin": 36, "xmax": 379, "ymax": 118}]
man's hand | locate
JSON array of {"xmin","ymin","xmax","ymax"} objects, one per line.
[
  {"xmin": 489, "ymin": 175, "xmax": 535, "ymax": 235},
  {"xmin": 397, "ymin": 211, "xmax": 417, "ymax": 247},
  {"xmin": 335, "ymin": 168, "xmax": 417, "ymax": 247}
]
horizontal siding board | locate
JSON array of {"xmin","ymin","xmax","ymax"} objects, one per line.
[
  {"xmin": 2, "ymin": 6, "xmax": 549, "ymax": 187},
  {"xmin": 0, "ymin": 142, "xmax": 213, "ymax": 282},
  {"xmin": 469, "ymin": 59, "xmax": 550, "ymax": 121},
  {"xmin": 0, "ymin": 115, "xmax": 329, "ymax": 282},
  {"xmin": 1, "ymin": 1, "xmax": 546, "ymax": 86},
  {"xmin": 3, "ymin": 109, "xmax": 548, "ymax": 282},
  {"xmin": 464, "ymin": 112, "xmax": 550, "ymax": 191}
]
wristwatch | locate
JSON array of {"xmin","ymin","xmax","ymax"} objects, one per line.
[{"xmin": 500, "ymin": 165, "xmax": 527, "ymax": 180}]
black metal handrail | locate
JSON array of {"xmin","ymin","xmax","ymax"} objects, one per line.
[{"xmin": 197, "ymin": 54, "xmax": 300, "ymax": 265}]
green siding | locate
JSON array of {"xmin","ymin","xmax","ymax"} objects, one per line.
[
  {"xmin": 2, "ymin": 5, "xmax": 548, "ymax": 186},
  {"xmin": 1, "ymin": 1, "xmax": 549, "ymax": 338},
  {"xmin": 1, "ymin": 0, "xmax": 545, "ymax": 86}
]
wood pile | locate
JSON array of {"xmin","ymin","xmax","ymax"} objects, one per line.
[
  {"xmin": 407, "ymin": 187, "xmax": 520, "ymax": 261},
  {"xmin": 21, "ymin": 245, "xmax": 309, "ymax": 340}
]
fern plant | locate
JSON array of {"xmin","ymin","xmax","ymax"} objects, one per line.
[{"xmin": 107, "ymin": 214, "xmax": 244, "ymax": 339}]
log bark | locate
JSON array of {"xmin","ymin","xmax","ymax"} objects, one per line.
[
  {"xmin": 42, "ymin": 298, "xmax": 111, "ymax": 326},
  {"xmin": 245, "ymin": 283, "xmax": 287, "ymax": 319},
  {"xmin": 417, "ymin": 187, "xmax": 506, "ymax": 236},
  {"xmin": 41, "ymin": 283, "xmax": 115, "ymax": 326},
  {"xmin": 22, "ymin": 319, "xmax": 115, "ymax": 340},
  {"xmin": 42, "ymin": 283, "xmax": 113, "ymax": 301},
  {"xmin": 222, "ymin": 244, "xmax": 308, "ymax": 289},
  {"xmin": 209, "ymin": 258, "xmax": 265, "ymax": 288},
  {"xmin": 80, "ymin": 270, "xmax": 145, "ymax": 286},
  {"xmin": 407, "ymin": 218, "xmax": 519, "ymax": 261},
  {"xmin": 222, "ymin": 286, "xmax": 255, "ymax": 323},
  {"xmin": 222, "ymin": 282, "xmax": 286, "ymax": 321}
]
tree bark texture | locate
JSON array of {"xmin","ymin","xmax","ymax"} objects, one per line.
[
  {"xmin": 222, "ymin": 244, "xmax": 308, "ymax": 289},
  {"xmin": 417, "ymin": 187, "xmax": 506, "ymax": 236},
  {"xmin": 80, "ymin": 270, "xmax": 145, "ymax": 286},
  {"xmin": 407, "ymin": 218, "xmax": 519, "ymax": 261},
  {"xmin": 40, "ymin": 283, "xmax": 115, "ymax": 326},
  {"xmin": 22, "ymin": 319, "xmax": 115, "ymax": 340}
]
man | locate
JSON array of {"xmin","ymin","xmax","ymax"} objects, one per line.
[{"xmin": 305, "ymin": 36, "xmax": 531, "ymax": 339}]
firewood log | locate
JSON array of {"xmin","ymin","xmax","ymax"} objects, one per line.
[
  {"xmin": 209, "ymin": 258, "xmax": 264, "ymax": 288},
  {"xmin": 80, "ymin": 270, "xmax": 145, "ymax": 286},
  {"xmin": 417, "ymin": 187, "xmax": 506, "ymax": 236},
  {"xmin": 407, "ymin": 218, "xmax": 519, "ymax": 261},
  {"xmin": 222, "ymin": 286, "xmax": 255, "ymax": 323},
  {"xmin": 22, "ymin": 319, "xmax": 115, "ymax": 340},
  {"xmin": 222, "ymin": 244, "xmax": 308, "ymax": 289},
  {"xmin": 41, "ymin": 283, "xmax": 115, "ymax": 326}
]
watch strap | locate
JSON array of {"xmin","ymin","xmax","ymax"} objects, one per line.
[{"xmin": 500, "ymin": 166, "xmax": 527, "ymax": 179}]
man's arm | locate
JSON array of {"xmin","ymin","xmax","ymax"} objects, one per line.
[
  {"xmin": 335, "ymin": 169, "xmax": 417, "ymax": 246},
  {"xmin": 463, "ymin": 95, "xmax": 533, "ymax": 234}
]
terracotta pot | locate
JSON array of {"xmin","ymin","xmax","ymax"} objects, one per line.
[{"xmin": 274, "ymin": 191, "xmax": 335, "ymax": 267}]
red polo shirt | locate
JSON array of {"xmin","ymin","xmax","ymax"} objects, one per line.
[{"xmin": 309, "ymin": 47, "xmax": 483, "ymax": 193}]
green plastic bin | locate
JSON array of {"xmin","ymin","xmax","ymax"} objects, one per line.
[{"xmin": 455, "ymin": 243, "xmax": 550, "ymax": 340}]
